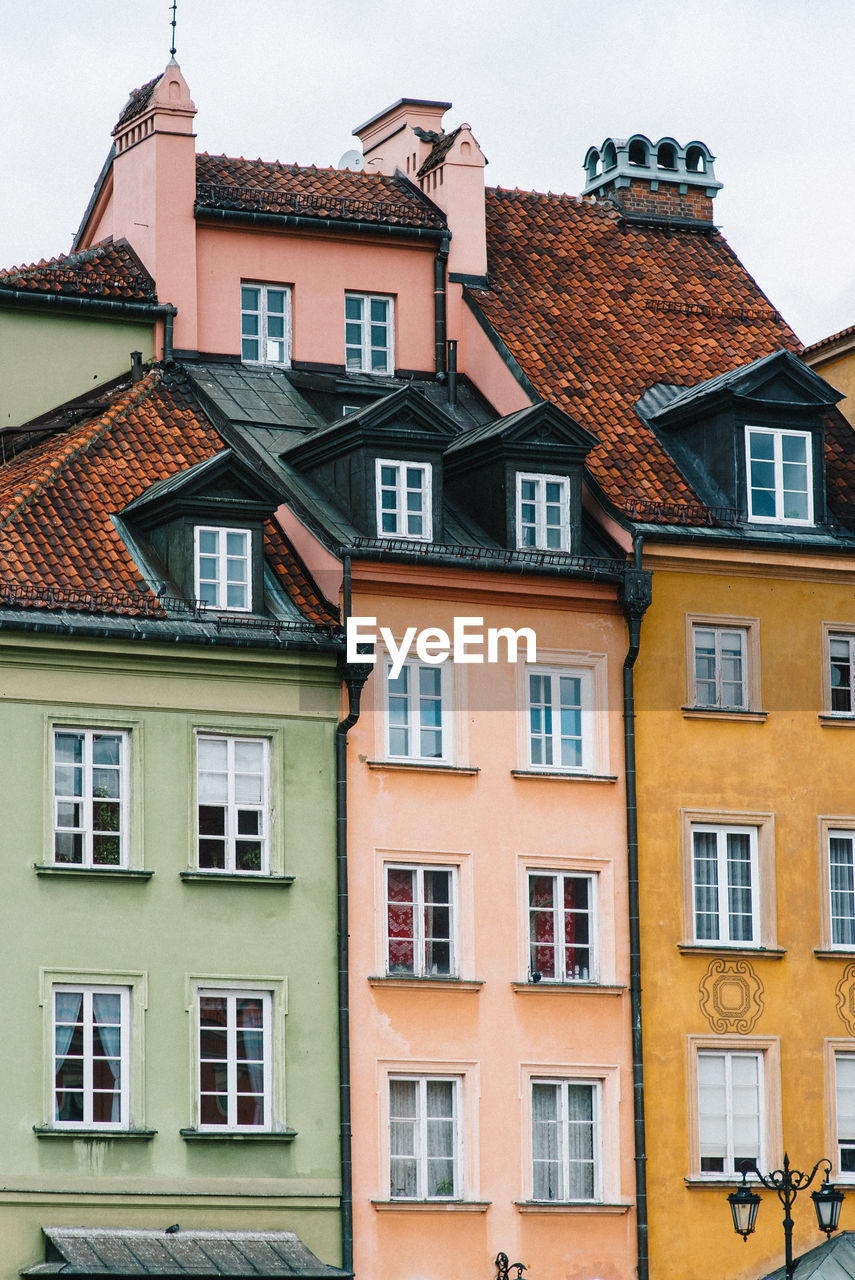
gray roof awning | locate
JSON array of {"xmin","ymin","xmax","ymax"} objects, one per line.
[
  {"xmin": 23, "ymin": 1227, "xmax": 350, "ymax": 1279},
  {"xmin": 763, "ymin": 1229, "xmax": 855, "ymax": 1278}
]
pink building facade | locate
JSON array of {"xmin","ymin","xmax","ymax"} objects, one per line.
[{"xmin": 69, "ymin": 62, "xmax": 644, "ymax": 1279}]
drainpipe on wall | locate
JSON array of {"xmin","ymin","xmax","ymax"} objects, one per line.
[
  {"xmin": 619, "ymin": 535, "xmax": 653, "ymax": 1280},
  {"xmin": 434, "ymin": 232, "xmax": 450, "ymax": 377},
  {"xmin": 336, "ymin": 552, "xmax": 372, "ymax": 1276}
]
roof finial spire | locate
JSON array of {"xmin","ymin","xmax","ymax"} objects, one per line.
[{"xmin": 169, "ymin": 0, "xmax": 178, "ymax": 58}]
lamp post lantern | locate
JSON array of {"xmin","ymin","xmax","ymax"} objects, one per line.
[{"xmin": 726, "ymin": 1155, "xmax": 844, "ymax": 1280}]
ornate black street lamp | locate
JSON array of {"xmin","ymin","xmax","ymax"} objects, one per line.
[
  {"xmin": 726, "ymin": 1155, "xmax": 844, "ymax": 1279},
  {"xmin": 494, "ymin": 1253, "xmax": 527, "ymax": 1280}
]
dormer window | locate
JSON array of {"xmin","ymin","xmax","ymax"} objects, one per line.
[
  {"xmin": 517, "ymin": 473, "xmax": 571, "ymax": 551},
  {"xmin": 241, "ymin": 284, "xmax": 290, "ymax": 366},
  {"xmin": 195, "ymin": 526, "xmax": 252, "ymax": 610},
  {"xmin": 376, "ymin": 460, "xmax": 432, "ymax": 540},
  {"xmin": 745, "ymin": 426, "xmax": 813, "ymax": 525}
]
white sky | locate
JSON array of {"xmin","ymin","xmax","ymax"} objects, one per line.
[{"xmin": 1, "ymin": 0, "xmax": 853, "ymax": 346}]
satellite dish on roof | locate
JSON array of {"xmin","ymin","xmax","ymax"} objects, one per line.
[{"xmin": 337, "ymin": 149, "xmax": 365, "ymax": 172}]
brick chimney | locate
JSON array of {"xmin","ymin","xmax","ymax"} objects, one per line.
[
  {"xmin": 582, "ymin": 134, "xmax": 722, "ymax": 225},
  {"xmin": 353, "ymin": 99, "xmax": 488, "ymax": 278}
]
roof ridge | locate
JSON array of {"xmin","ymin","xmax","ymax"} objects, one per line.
[
  {"xmin": 0, "ymin": 371, "xmax": 161, "ymax": 531},
  {"xmin": 486, "ymin": 183, "xmax": 590, "ymax": 206},
  {"xmin": 0, "ymin": 243, "xmax": 110, "ymax": 279}
]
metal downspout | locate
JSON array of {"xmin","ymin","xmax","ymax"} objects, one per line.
[
  {"xmin": 434, "ymin": 233, "xmax": 450, "ymax": 377},
  {"xmin": 620, "ymin": 536, "xmax": 653, "ymax": 1280},
  {"xmin": 336, "ymin": 553, "xmax": 370, "ymax": 1276}
]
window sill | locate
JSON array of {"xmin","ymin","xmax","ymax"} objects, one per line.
[
  {"xmin": 179, "ymin": 1128, "xmax": 297, "ymax": 1142},
  {"xmin": 814, "ymin": 949, "xmax": 855, "ymax": 959},
  {"xmin": 515, "ymin": 1200, "xmax": 630, "ymax": 1215},
  {"xmin": 511, "ymin": 981, "xmax": 625, "ymax": 996},
  {"xmin": 34, "ymin": 1127, "xmax": 156, "ymax": 1140},
  {"xmin": 511, "ymin": 770, "xmax": 618, "ymax": 783},
  {"xmin": 681, "ymin": 707, "xmax": 767, "ymax": 724},
  {"xmin": 367, "ymin": 761, "xmax": 479, "ymax": 775},
  {"xmin": 677, "ymin": 944, "xmax": 785, "ymax": 959},
  {"xmin": 684, "ymin": 1175, "xmax": 755, "ymax": 1188},
  {"xmin": 179, "ymin": 872, "xmax": 295, "ymax": 886},
  {"xmin": 34, "ymin": 865, "xmax": 153, "ymax": 880},
  {"xmin": 819, "ymin": 715, "xmax": 855, "ymax": 728},
  {"xmin": 371, "ymin": 1200, "xmax": 490, "ymax": 1213},
  {"xmin": 369, "ymin": 976, "xmax": 483, "ymax": 991}
]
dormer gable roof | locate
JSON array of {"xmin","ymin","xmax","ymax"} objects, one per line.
[
  {"xmin": 121, "ymin": 448, "xmax": 283, "ymax": 529},
  {"xmin": 285, "ymin": 384, "xmax": 460, "ymax": 470},
  {"xmin": 648, "ymin": 349, "xmax": 843, "ymax": 429},
  {"xmin": 445, "ymin": 401, "xmax": 599, "ymax": 458}
]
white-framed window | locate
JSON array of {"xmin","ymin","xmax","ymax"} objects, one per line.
[
  {"xmin": 195, "ymin": 526, "xmax": 252, "ymax": 612},
  {"xmin": 745, "ymin": 425, "xmax": 813, "ymax": 525},
  {"xmin": 197, "ymin": 988, "xmax": 271, "ymax": 1130},
  {"xmin": 53, "ymin": 984, "xmax": 130, "ymax": 1129},
  {"xmin": 829, "ymin": 634, "xmax": 855, "ymax": 714},
  {"xmin": 516, "ymin": 473, "xmax": 571, "ymax": 551},
  {"xmin": 528, "ymin": 871, "xmax": 596, "ymax": 982},
  {"xmin": 526, "ymin": 666, "xmax": 593, "ymax": 772},
  {"xmin": 531, "ymin": 1078, "xmax": 601, "ymax": 1202},
  {"xmin": 389, "ymin": 1075, "xmax": 460, "ymax": 1199},
  {"xmin": 829, "ymin": 831, "xmax": 855, "ymax": 947},
  {"xmin": 691, "ymin": 824, "xmax": 759, "ymax": 945},
  {"xmin": 697, "ymin": 1049, "xmax": 764, "ymax": 1175},
  {"xmin": 386, "ymin": 865, "xmax": 456, "ymax": 977},
  {"xmin": 385, "ymin": 659, "xmax": 450, "ymax": 762},
  {"xmin": 52, "ymin": 728, "xmax": 128, "ymax": 867},
  {"xmin": 375, "ymin": 460, "xmax": 432, "ymax": 540},
  {"xmin": 692, "ymin": 625, "xmax": 747, "ymax": 710},
  {"xmin": 836, "ymin": 1053, "xmax": 855, "ymax": 1177},
  {"xmin": 196, "ymin": 734, "xmax": 270, "ymax": 873},
  {"xmin": 241, "ymin": 283, "xmax": 290, "ymax": 366},
  {"xmin": 345, "ymin": 293, "xmax": 394, "ymax": 374}
]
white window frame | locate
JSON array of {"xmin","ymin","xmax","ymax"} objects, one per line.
[
  {"xmin": 52, "ymin": 984, "xmax": 130, "ymax": 1130},
  {"xmin": 375, "ymin": 459, "xmax": 432, "ymax": 541},
  {"xmin": 835, "ymin": 1051, "xmax": 855, "ymax": 1180},
  {"xmin": 691, "ymin": 625, "xmax": 748, "ymax": 710},
  {"xmin": 385, "ymin": 863, "xmax": 457, "ymax": 978},
  {"xmin": 690, "ymin": 823, "xmax": 760, "ymax": 946},
  {"xmin": 529, "ymin": 1077, "xmax": 602, "ymax": 1202},
  {"xmin": 688, "ymin": 1037, "xmax": 781, "ymax": 1182},
  {"xmin": 196, "ymin": 987, "xmax": 273, "ymax": 1132},
  {"xmin": 388, "ymin": 1074, "xmax": 461, "ymax": 1200},
  {"xmin": 195, "ymin": 733, "xmax": 271, "ymax": 874},
  {"xmin": 524, "ymin": 664, "xmax": 594, "ymax": 773},
  {"xmin": 240, "ymin": 282, "xmax": 291, "ymax": 367},
  {"xmin": 695, "ymin": 1048, "xmax": 765, "ymax": 1178},
  {"xmin": 745, "ymin": 424, "xmax": 813, "ymax": 525},
  {"xmin": 516, "ymin": 472, "xmax": 572, "ymax": 552},
  {"xmin": 826, "ymin": 631, "xmax": 855, "ymax": 716},
  {"xmin": 384, "ymin": 658, "xmax": 451, "ymax": 763},
  {"xmin": 194, "ymin": 526, "xmax": 252, "ymax": 612},
  {"xmin": 527, "ymin": 869, "xmax": 598, "ymax": 983},
  {"xmin": 345, "ymin": 292, "xmax": 394, "ymax": 374},
  {"xmin": 52, "ymin": 727, "xmax": 129, "ymax": 868},
  {"xmin": 827, "ymin": 828, "xmax": 855, "ymax": 949}
]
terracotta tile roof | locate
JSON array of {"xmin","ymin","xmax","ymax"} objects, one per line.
[
  {"xmin": 803, "ymin": 322, "xmax": 855, "ymax": 357},
  {"xmin": 0, "ymin": 370, "xmax": 336, "ymax": 625},
  {"xmin": 195, "ymin": 154, "xmax": 446, "ymax": 230},
  {"xmin": 418, "ymin": 128, "xmax": 461, "ymax": 177},
  {"xmin": 0, "ymin": 240, "xmax": 157, "ymax": 302},
  {"xmin": 114, "ymin": 75, "xmax": 160, "ymax": 130},
  {"xmin": 471, "ymin": 188, "xmax": 855, "ymax": 523}
]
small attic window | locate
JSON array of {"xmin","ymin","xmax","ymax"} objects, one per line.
[
  {"xmin": 603, "ymin": 141, "xmax": 617, "ymax": 171},
  {"xmin": 685, "ymin": 145, "xmax": 706, "ymax": 174},
  {"xmin": 628, "ymin": 139, "xmax": 648, "ymax": 166},
  {"xmin": 376, "ymin": 460, "xmax": 432, "ymax": 540},
  {"xmin": 657, "ymin": 142, "xmax": 678, "ymax": 170},
  {"xmin": 195, "ymin": 527, "xmax": 252, "ymax": 611},
  {"xmin": 517, "ymin": 473, "xmax": 571, "ymax": 552}
]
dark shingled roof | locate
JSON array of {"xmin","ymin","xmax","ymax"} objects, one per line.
[
  {"xmin": 471, "ymin": 186, "xmax": 855, "ymax": 526},
  {"xmin": 0, "ymin": 369, "xmax": 336, "ymax": 626},
  {"xmin": 0, "ymin": 240, "xmax": 157, "ymax": 303},
  {"xmin": 417, "ymin": 127, "xmax": 462, "ymax": 177},
  {"xmin": 195, "ymin": 154, "xmax": 446, "ymax": 230},
  {"xmin": 114, "ymin": 75, "xmax": 161, "ymax": 130},
  {"xmin": 24, "ymin": 1225, "xmax": 348, "ymax": 1278}
]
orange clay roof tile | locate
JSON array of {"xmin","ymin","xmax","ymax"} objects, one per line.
[{"xmin": 0, "ymin": 240, "xmax": 156, "ymax": 302}]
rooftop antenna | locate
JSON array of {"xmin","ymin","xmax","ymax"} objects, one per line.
[{"xmin": 169, "ymin": 0, "xmax": 178, "ymax": 58}]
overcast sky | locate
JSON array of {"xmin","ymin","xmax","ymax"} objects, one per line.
[{"xmin": 1, "ymin": 0, "xmax": 853, "ymax": 346}]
